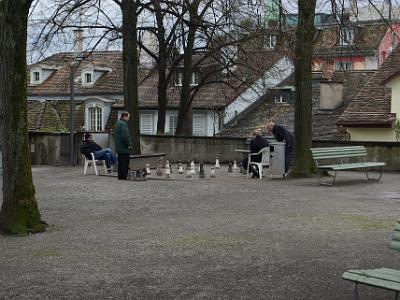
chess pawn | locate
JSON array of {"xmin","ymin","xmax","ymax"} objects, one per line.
[
  {"xmin": 199, "ymin": 161, "xmax": 205, "ymax": 178},
  {"xmin": 146, "ymin": 163, "xmax": 151, "ymax": 175},
  {"xmin": 233, "ymin": 160, "xmax": 238, "ymax": 170},
  {"xmin": 210, "ymin": 167, "xmax": 216, "ymax": 178},
  {"xmin": 215, "ymin": 156, "xmax": 221, "ymax": 169},
  {"xmin": 165, "ymin": 164, "xmax": 171, "ymax": 176},
  {"xmin": 178, "ymin": 163, "xmax": 184, "ymax": 174},
  {"xmin": 165, "ymin": 160, "xmax": 170, "ymax": 171},
  {"xmin": 228, "ymin": 162, "xmax": 233, "ymax": 173},
  {"xmin": 186, "ymin": 169, "xmax": 192, "ymax": 178},
  {"xmin": 190, "ymin": 161, "xmax": 196, "ymax": 174}
]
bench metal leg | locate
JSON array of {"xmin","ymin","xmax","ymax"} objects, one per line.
[
  {"xmin": 317, "ymin": 169, "xmax": 337, "ymax": 186},
  {"xmin": 395, "ymin": 291, "xmax": 399, "ymax": 300},
  {"xmin": 366, "ymin": 166, "xmax": 383, "ymax": 182},
  {"xmin": 353, "ymin": 283, "xmax": 359, "ymax": 300}
]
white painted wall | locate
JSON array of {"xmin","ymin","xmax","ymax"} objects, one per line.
[
  {"xmin": 348, "ymin": 128, "xmax": 395, "ymax": 142},
  {"xmin": 223, "ymin": 56, "xmax": 293, "ymax": 124},
  {"xmin": 365, "ymin": 56, "xmax": 378, "ymax": 70}
]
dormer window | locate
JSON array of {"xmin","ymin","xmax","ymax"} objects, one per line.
[
  {"xmin": 81, "ymin": 68, "xmax": 94, "ymax": 85},
  {"xmin": 174, "ymin": 71, "xmax": 200, "ymax": 86},
  {"xmin": 340, "ymin": 27, "xmax": 353, "ymax": 46},
  {"xmin": 265, "ymin": 34, "xmax": 277, "ymax": 49},
  {"xmin": 85, "ymin": 73, "xmax": 92, "ymax": 84},
  {"xmin": 30, "ymin": 69, "xmax": 42, "ymax": 84}
]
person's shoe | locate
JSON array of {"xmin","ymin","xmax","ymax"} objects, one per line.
[{"xmin": 106, "ymin": 168, "xmax": 112, "ymax": 175}]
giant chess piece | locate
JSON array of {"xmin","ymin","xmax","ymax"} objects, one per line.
[
  {"xmin": 228, "ymin": 162, "xmax": 233, "ymax": 173},
  {"xmin": 165, "ymin": 161, "xmax": 171, "ymax": 177},
  {"xmin": 156, "ymin": 159, "xmax": 163, "ymax": 176},
  {"xmin": 170, "ymin": 164, "xmax": 173, "ymax": 174},
  {"xmin": 186, "ymin": 168, "xmax": 192, "ymax": 178},
  {"xmin": 165, "ymin": 160, "xmax": 170, "ymax": 171},
  {"xmin": 210, "ymin": 167, "xmax": 216, "ymax": 178},
  {"xmin": 233, "ymin": 160, "xmax": 238, "ymax": 171},
  {"xmin": 178, "ymin": 162, "xmax": 184, "ymax": 174},
  {"xmin": 215, "ymin": 156, "xmax": 220, "ymax": 169},
  {"xmin": 146, "ymin": 163, "xmax": 151, "ymax": 175},
  {"xmin": 199, "ymin": 161, "xmax": 205, "ymax": 178},
  {"xmin": 190, "ymin": 160, "xmax": 196, "ymax": 175},
  {"xmin": 186, "ymin": 161, "xmax": 191, "ymax": 170}
]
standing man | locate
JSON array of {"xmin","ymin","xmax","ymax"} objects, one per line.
[
  {"xmin": 114, "ymin": 112, "xmax": 132, "ymax": 180},
  {"xmin": 266, "ymin": 121, "xmax": 294, "ymax": 173}
]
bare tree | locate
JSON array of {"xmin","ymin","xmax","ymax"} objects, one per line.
[{"xmin": 0, "ymin": 0, "xmax": 46, "ymax": 234}]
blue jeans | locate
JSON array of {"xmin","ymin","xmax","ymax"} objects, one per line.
[{"xmin": 94, "ymin": 148, "xmax": 116, "ymax": 169}]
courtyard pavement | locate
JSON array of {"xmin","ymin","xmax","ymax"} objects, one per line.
[{"xmin": 1, "ymin": 166, "xmax": 400, "ymax": 299}]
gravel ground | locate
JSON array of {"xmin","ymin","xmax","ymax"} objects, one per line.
[{"xmin": 1, "ymin": 166, "xmax": 400, "ymax": 300}]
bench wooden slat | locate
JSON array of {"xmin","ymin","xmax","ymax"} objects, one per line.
[
  {"xmin": 391, "ymin": 241, "xmax": 400, "ymax": 252},
  {"xmin": 350, "ymin": 269, "xmax": 400, "ymax": 283},
  {"xmin": 343, "ymin": 270, "xmax": 400, "ymax": 291},
  {"xmin": 318, "ymin": 162, "xmax": 385, "ymax": 171}
]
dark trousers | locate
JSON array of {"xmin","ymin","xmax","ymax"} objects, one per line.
[{"xmin": 117, "ymin": 153, "xmax": 130, "ymax": 179}]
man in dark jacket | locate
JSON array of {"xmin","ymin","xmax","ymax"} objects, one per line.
[
  {"xmin": 266, "ymin": 122, "xmax": 294, "ymax": 173},
  {"xmin": 80, "ymin": 133, "xmax": 116, "ymax": 173},
  {"xmin": 114, "ymin": 112, "xmax": 132, "ymax": 179},
  {"xmin": 242, "ymin": 129, "xmax": 269, "ymax": 178}
]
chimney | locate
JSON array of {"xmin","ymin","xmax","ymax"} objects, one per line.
[{"xmin": 73, "ymin": 29, "xmax": 83, "ymax": 57}]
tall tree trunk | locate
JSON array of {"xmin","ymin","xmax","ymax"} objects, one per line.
[
  {"xmin": 175, "ymin": 25, "xmax": 196, "ymax": 136},
  {"xmin": 0, "ymin": 0, "xmax": 46, "ymax": 235},
  {"xmin": 156, "ymin": 13, "xmax": 167, "ymax": 134},
  {"xmin": 291, "ymin": 0, "xmax": 316, "ymax": 177},
  {"xmin": 122, "ymin": 0, "xmax": 141, "ymax": 154}
]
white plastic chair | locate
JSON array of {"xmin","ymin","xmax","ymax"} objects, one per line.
[
  {"xmin": 83, "ymin": 152, "xmax": 107, "ymax": 176},
  {"xmin": 247, "ymin": 147, "xmax": 270, "ymax": 180}
]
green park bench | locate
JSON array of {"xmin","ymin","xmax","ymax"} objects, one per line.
[
  {"xmin": 342, "ymin": 219, "xmax": 400, "ymax": 300},
  {"xmin": 310, "ymin": 146, "xmax": 385, "ymax": 186}
]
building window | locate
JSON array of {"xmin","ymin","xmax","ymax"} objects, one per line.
[
  {"xmin": 335, "ymin": 61, "xmax": 352, "ymax": 71},
  {"xmin": 274, "ymin": 94, "xmax": 286, "ymax": 103},
  {"xmin": 33, "ymin": 71, "xmax": 40, "ymax": 82},
  {"xmin": 191, "ymin": 72, "xmax": 200, "ymax": 86},
  {"xmin": 88, "ymin": 106, "xmax": 103, "ymax": 131},
  {"xmin": 83, "ymin": 72, "xmax": 93, "ymax": 84},
  {"xmin": 265, "ymin": 34, "xmax": 277, "ymax": 49},
  {"xmin": 193, "ymin": 114, "xmax": 206, "ymax": 136},
  {"xmin": 340, "ymin": 28, "xmax": 353, "ymax": 46},
  {"xmin": 169, "ymin": 115, "xmax": 177, "ymax": 135},
  {"xmin": 174, "ymin": 72, "xmax": 183, "ymax": 86},
  {"xmin": 140, "ymin": 113, "xmax": 153, "ymax": 134}
]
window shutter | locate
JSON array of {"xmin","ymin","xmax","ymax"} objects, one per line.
[
  {"xmin": 193, "ymin": 115, "xmax": 206, "ymax": 136},
  {"xmin": 141, "ymin": 114, "xmax": 153, "ymax": 134}
]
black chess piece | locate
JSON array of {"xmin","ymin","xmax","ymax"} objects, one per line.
[
  {"xmin": 199, "ymin": 161, "xmax": 205, "ymax": 178},
  {"xmin": 228, "ymin": 162, "xmax": 233, "ymax": 173}
]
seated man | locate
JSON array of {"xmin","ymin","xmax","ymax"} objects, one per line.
[
  {"xmin": 80, "ymin": 133, "xmax": 117, "ymax": 174},
  {"xmin": 242, "ymin": 129, "xmax": 269, "ymax": 178}
]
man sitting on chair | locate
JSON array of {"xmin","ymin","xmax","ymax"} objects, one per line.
[
  {"xmin": 242, "ymin": 129, "xmax": 269, "ymax": 178},
  {"xmin": 80, "ymin": 133, "xmax": 117, "ymax": 174}
]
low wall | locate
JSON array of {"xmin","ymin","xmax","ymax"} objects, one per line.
[{"xmin": 313, "ymin": 140, "xmax": 400, "ymax": 172}]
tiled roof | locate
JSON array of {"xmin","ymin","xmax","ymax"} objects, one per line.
[
  {"xmin": 27, "ymin": 100, "xmax": 85, "ymax": 132},
  {"xmin": 314, "ymin": 22, "xmax": 388, "ymax": 58},
  {"xmin": 337, "ymin": 45, "xmax": 400, "ymax": 127},
  {"xmin": 219, "ymin": 70, "xmax": 373, "ymax": 138},
  {"xmin": 27, "ymin": 51, "xmax": 243, "ymax": 109}
]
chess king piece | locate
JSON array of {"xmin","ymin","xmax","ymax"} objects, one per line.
[
  {"xmin": 199, "ymin": 161, "xmax": 205, "ymax": 178},
  {"xmin": 156, "ymin": 159, "xmax": 163, "ymax": 176},
  {"xmin": 215, "ymin": 156, "xmax": 220, "ymax": 169},
  {"xmin": 228, "ymin": 162, "xmax": 233, "ymax": 173}
]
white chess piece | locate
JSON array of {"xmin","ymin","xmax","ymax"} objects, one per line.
[
  {"xmin": 215, "ymin": 157, "xmax": 220, "ymax": 169},
  {"xmin": 190, "ymin": 161, "xmax": 196, "ymax": 174},
  {"xmin": 210, "ymin": 167, "xmax": 216, "ymax": 178},
  {"xmin": 146, "ymin": 163, "xmax": 151, "ymax": 175},
  {"xmin": 233, "ymin": 160, "xmax": 238, "ymax": 170},
  {"xmin": 178, "ymin": 163, "xmax": 184, "ymax": 174}
]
